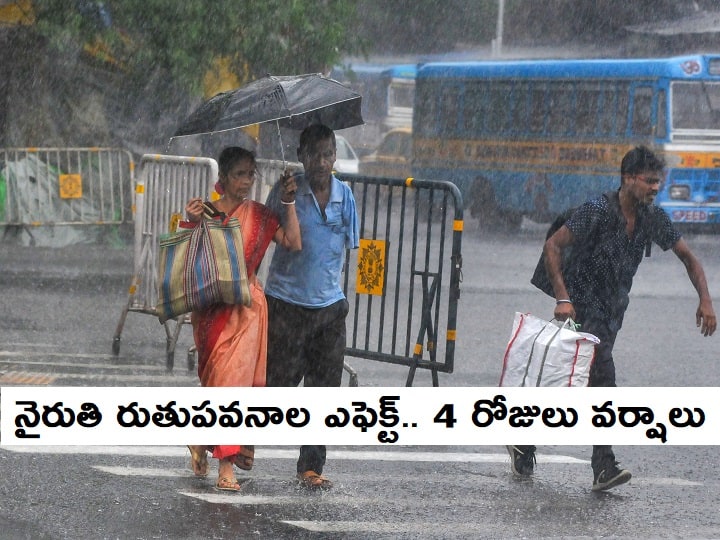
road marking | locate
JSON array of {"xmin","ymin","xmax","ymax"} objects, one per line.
[
  {"xmin": 282, "ymin": 521, "xmax": 489, "ymax": 534},
  {"xmin": 632, "ymin": 477, "xmax": 703, "ymax": 486},
  {"xmin": 3, "ymin": 343, "xmax": 56, "ymax": 348},
  {"xmin": 0, "ymin": 351, "xmax": 119, "ymax": 360},
  {"xmin": 181, "ymin": 493, "xmax": 305, "ymax": 504},
  {"xmin": 0, "ymin": 358, "xmax": 173, "ymax": 370},
  {"xmin": 0, "ymin": 371, "xmax": 195, "ymax": 385},
  {"xmin": 94, "ymin": 465, "xmax": 189, "ymax": 477},
  {"xmin": 0, "ymin": 371, "xmax": 56, "ymax": 385},
  {"xmin": 3, "ymin": 446, "xmax": 588, "ymax": 464}
]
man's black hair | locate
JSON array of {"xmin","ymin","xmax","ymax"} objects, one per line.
[
  {"xmin": 621, "ymin": 145, "xmax": 665, "ymax": 177},
  {"xmin": 298, "ymin": 124, "xmax": 336, "ymax": 152}
]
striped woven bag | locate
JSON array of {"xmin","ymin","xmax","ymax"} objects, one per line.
[{"xmin": 156, "ymin": 217, "xmax": 251, "ymax": 323}]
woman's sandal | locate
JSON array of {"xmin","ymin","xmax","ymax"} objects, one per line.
[
  {"xmin": 296, "ymin": 470, "xmax": 333, "ymax": 490},
  {"xmin": 188, "ymin": 445, "xmax": 208, "ymax": 477},
  {"xmin": 215, "ymin": 476, "xmax": 241, "ymax": 492},
  {"xmin": 233, "ymin": 445, "xmax": 254, "ymax": 471}
]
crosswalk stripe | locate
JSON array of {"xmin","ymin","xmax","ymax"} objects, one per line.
[
  {"xmin": 2, "ymin": 446, "xmax": 588, "ymax": 464},
  {"xmin": 281, "ymin": 521, "xmax": 487, "ymax": 534},
  {"xmin": 0, "ymin": 371, "xmax": 56, "ymax": 385},
  {"xmin": 181, "ymin": 493, "xmax": 307, "ymax": 504},
  {"xmin": 631, "ymin": 477, "xmax": 702, "ymax": 486},
  {"xmin": 93, "ymin": 465, "xmax": 189, "ymax": 477},
  {"xmin": 0, "ymin": 358, "xmax": 174, "ymax": 371},
  {"xmin": 0, "ymin": 351, "xmax": 119, "ymax": 360}
]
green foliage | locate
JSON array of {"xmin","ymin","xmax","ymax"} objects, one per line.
[{"xmin": 31, "ymin": 0, "xmax": 362, "ymax": 95}]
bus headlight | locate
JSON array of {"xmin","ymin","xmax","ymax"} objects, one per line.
[{"xmin": 669, "ymin": 184, "xmax": 691, "ymax": 200}]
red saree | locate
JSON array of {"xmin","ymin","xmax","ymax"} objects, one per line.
[{"xmin": 190, "ymin": 200, "xmax": 278, "ymax": 460}]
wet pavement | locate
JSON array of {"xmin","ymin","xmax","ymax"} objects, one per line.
[{"xmin": 1, "ymin": 224, "xmax": 720, "ymax": 538}]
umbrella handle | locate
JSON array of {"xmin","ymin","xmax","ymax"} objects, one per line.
[{"xmin": 276, "ymin": 120, "xmax": 286, "ymax": 168}]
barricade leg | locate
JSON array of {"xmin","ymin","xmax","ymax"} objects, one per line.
[
  {"xmin": 343, "ymin": 361, "xmax": 359, "ymax": 387},
  {"xmin": 187, "ymin": 345, "xmax": 197, "ymax": 372},
  {"xmin": 112, "ymin": 239, "xmax": 151, "ymax": 356},
  {"xmin": 406, "ymin": 273, "xmax": 440, "ymax": 387},
  {"xmin": 163, "ymin": 316, "xmax": 188, "ymax": 371}
]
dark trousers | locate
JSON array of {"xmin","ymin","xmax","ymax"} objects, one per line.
[
  {"xmin": 583, "ymin": 314, "xmax": 619, "ymax": 473},
  {"xmin": 266, "ymin": 295, "xmax": 348, "ymax": 474}
]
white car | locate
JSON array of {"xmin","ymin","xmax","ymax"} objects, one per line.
[{"xmin": 334, "ymin": 134, "xmax": 360, "ymax": 174}]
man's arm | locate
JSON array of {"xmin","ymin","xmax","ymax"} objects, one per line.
[
  {"xmin": 672, "ymin": 238, "xmax": 716, "ymax": 336},
  {"xmin": 544, "ymin": 224, "xmax": 575, "ymax": 321}
]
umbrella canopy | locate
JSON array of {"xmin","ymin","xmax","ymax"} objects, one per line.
[{"xmin": 173, "ymin": 73, "xmax": 364, "ymax": 138}]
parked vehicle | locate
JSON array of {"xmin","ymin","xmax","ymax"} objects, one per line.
[
  {"xmin": 331, "ymin": 63, "xmax": 416, "ymax": 156},
  {"xmin": 333, "ymin": 134, "xmax": 360, "ymax": 174},
  {"xmin": 358, "ymin": 127, "xmax": 412, "ymax": 179}
]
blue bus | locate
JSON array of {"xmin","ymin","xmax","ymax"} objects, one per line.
[
  {"xmin": 332, "ymin": 63, "xmax": 416, "ymax": 155},
  {"xmin": 412, "ymin": 55, "xmax": 720, "ymax": 229}
]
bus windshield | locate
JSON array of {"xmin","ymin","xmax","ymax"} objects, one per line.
[{"xmin": 672, "ymin": 81, "xmax": 720, "ymax": 130}]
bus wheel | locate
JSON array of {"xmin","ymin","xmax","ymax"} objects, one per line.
[{"xmin": 468, "ymin": 178, "xmax": 521, "ymax": 233}]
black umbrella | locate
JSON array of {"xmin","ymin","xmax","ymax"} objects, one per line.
[{"xmin": 172, "ymin": 73, "xmax": 363, "ymax": 142}]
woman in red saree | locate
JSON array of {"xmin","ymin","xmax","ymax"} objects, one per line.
[{"xmin": 184, "ymin": 147, "xmax": 300, "ymax": 491}]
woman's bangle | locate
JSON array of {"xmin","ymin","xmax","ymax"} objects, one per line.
[
  {"xmin": 556, "ymin": 299, "xmax": 572, "ymax": 305},
  {"xmin": 281, "ymin": 199, "xmax": 295, "ymax": 205}
]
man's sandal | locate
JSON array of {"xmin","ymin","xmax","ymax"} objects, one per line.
[
  {"xmin": 215, "ymin": 476, "xmax": 241, "ymax": 492},
  {"xmin": 297, "ymin": 470, "xmax": 333, "ymax": 490},
  {"xmin": 188, "ymin": 445, "xmax": 208, "ymax": 477},
  {"xmin": 234, "ymin": 445, "xmax": 254, "ymax": 471}
]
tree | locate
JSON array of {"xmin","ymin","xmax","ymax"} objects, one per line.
[{"xmin": 31, "ymin": 0, "xmax": 363, "ymax": 95}]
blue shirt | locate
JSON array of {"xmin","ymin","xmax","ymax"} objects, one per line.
[{"xmin": 264, "ymin": 172, "xmax": 359, "ymax": 308}]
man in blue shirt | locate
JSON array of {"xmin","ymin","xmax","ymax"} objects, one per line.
[
  {"xmin": 511, "ymin": 145, "xmax": 716, "ymax": 491},
  {"xmin": 264, "ymin": 123, "xmax": 360, "ymax": 490}
]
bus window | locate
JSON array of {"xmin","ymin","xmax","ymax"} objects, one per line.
[
  {"xmin": 511, "ymin": 83, "xmax": 529, "ymax": 135},
  {"xmin": 657, "ymin": 89, "xmax": 667, "ymax": 139},
  {"xmin": 415, "ymin": 82, "xmax": 437, "ymax": 136},
  {"xmin": 389, "ymin": 83, "xmax": 415, "ymax": 111},
  {"xmin": 617, "ymin": 83, "xmax": 630, "ymax": 136},
  {"xmin": 440, "ymin": 84, "xmax": 459, "ymax": 135},
  {"xmin": 672, "ymin": 81, "xmax": 720, "ymax": 130},
  {"xmin": 463, "ymin": 83, "xmax": 485, "ymax": 134},
  {"xmin": 488, "ymin": 82, "xmax": 512, "ymax": 134},
  {"xmin": 529, "ymin": 83, "xmax": 546, "ymax": 134},
  {"xmin": 632, "ymin": 86, "xmax": 654, "ymax": 136},
  {"xmin": 598, "ymin": 84, "xmax": 615, "ymax": 136},
  {"xmin": 548, "ymin": 82, "xmax": 575, "ymax": 135},
  {"xmin": 576, "ymin": 83, "xmax": 600, "ymax": 136}
]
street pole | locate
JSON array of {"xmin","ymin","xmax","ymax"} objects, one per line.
[{"xmin": 493, "ymin": 0, "xmax": 505, "ymax": 57}]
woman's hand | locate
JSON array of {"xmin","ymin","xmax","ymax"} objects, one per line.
[
  {"xmin": 280, "ymin": 169, "xmax": 297, "ymax": 203},
  {"xmin": 185, "ymin": 197, "xmax": 204, "ymax": 222}
]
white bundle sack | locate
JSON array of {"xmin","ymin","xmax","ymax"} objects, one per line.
[{"xmin": 499, "ymin": 312, "xmax": 600, "ymax": 387}]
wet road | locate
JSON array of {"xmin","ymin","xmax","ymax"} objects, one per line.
[{"xmin": 1, "ymin": 222, "xmax": 719, "ymax": 539}]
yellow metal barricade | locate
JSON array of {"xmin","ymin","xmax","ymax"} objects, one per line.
[{"xmin": 112, "ymin": 154, "xmax": 218, "ymax": 369}]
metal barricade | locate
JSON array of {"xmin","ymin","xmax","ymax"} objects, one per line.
[
  {"xmin": 0, "ymin": 147, "xmax": 134, "ymax": 226},
  {"xmin": 112, "ymin": 154, "xmax": 218, "ymax": 369},
  {"xmin": 339, "ymin": 174, "xmax": 464, "ymax": 386},
  {"xmin": 110, "ymin": 156, "xmax": 460, "ymax": 388}
]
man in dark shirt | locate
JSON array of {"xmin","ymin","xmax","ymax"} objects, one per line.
[{"xmin": 508, "ymin": 145, "xmax": 716, "ymax": 491}]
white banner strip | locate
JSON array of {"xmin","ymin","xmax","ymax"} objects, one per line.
[{"xmin": 0, "ymin": 386, "xmax": 715, "ymax": 446}]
